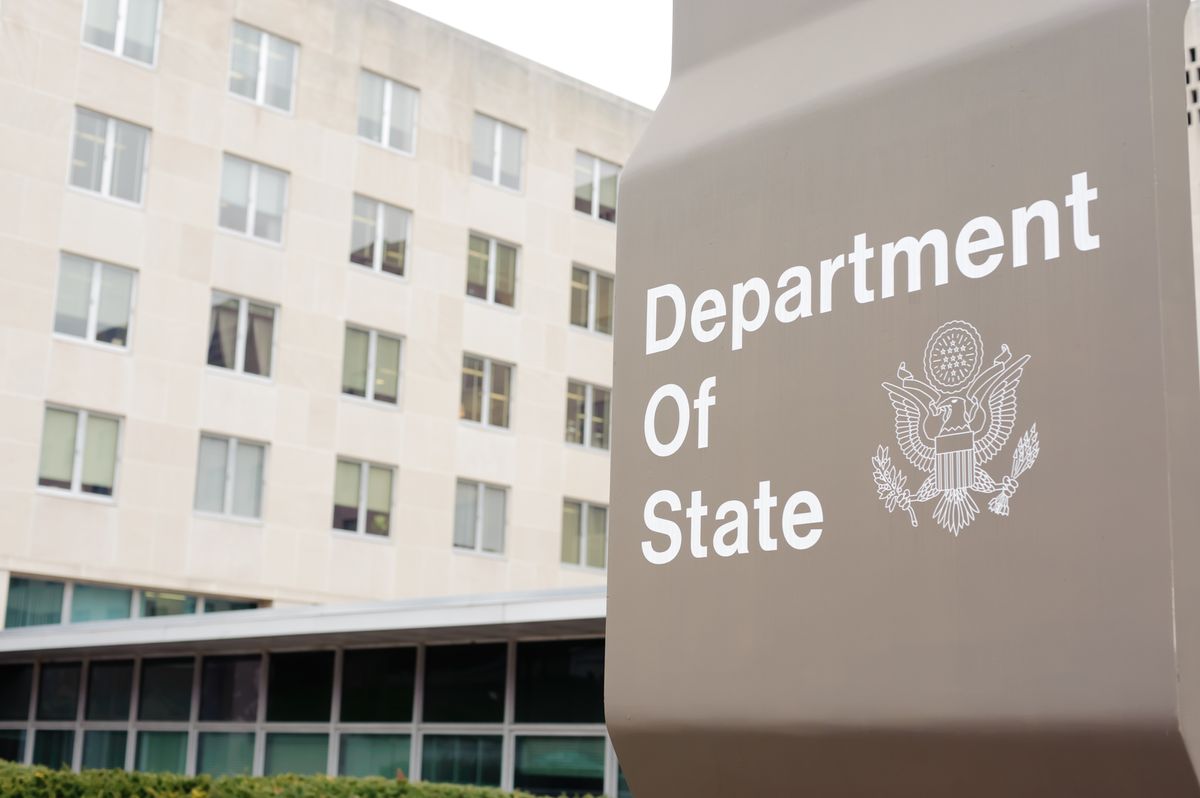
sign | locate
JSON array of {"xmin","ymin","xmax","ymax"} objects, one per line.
[{"xmin": 607, "ymin": 1, "xmax": 1200, "ymax": 795}]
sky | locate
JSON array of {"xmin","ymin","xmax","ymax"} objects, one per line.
[{"xmin": 393, "ymin": 0, "xmax": 673, "ymax": 109}]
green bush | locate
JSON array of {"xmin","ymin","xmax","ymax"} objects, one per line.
[{"xmin": 0, "ymin": 762, "xmax": 601, "ymax": 798}]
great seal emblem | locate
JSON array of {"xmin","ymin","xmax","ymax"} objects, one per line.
[{"xmin": 871, "ymin": 320, "xmax": 1040, "ymax": 536}]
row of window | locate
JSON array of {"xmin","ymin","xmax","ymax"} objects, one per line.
[
  {"xmin": 35, "ymin": 408, "xmax": 609, "ymax": 567},
  {"xmin": 4, "ymin": 576, "xmax": 258, "ymax": 630}
]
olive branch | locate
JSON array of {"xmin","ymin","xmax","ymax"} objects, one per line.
[
  {"xmin": 988, "ymin": 424, "xmax": 1039, "ymax": 516},
  {"xmin": 872, "ymin": 445, "xmax": 917, "ymax": 527}
]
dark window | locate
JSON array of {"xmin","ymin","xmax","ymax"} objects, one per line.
[
  {"xmin": 422, "ymin": 643, "xmax": 506, "ymax": 723},
  {"xmin": 200, "ymin": 655, "xmax": 260, "ymax": 722},
  {"xmin": 420, "ymin": 735, "xmax": 502, "ymax": 786},
  {"xmin": 204, "ymin": 598, "xmax": 258, "ymax": 613},
  {"xmin": 37, "ymin": 662, "xmax": 81, "ymax": 721},
  {"xmin": 86, "ymin": 660, "xmax": 133, "ymax": 721},
  {"xmin": 32, "ymin": 730, "xmax": 74, "ymax": 768},
  {"xmin": 267, "ymin": 651, "xmax": 333, "ymax": 722},
  {"xmin": 138, "ymin": 658, "xmax": 193, "ymax": 721},
  {"xmin": 0, "ymin": 664, "xmax": 32, "ymax": 721},
  {"xmin": 340, "ymin": 648, "xmax": 415, "ymax": 723},
  {"xmin": 515, "ymin": 639, "xmax": 604, "ymax": 723},
  {"xmin": 0, "ymin": 730, "xmax": 24, "ymax": 763}
]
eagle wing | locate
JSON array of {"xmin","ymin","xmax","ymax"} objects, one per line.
[
  {"xmin": 972, "ymin": 355, "xmax": 1029, "ymax": 465},
  {"xmin": 882, "ymin": 382, "xmax": 935, "ymax": 473}
]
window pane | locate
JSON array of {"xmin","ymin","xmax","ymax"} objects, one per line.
[
  {"xmin": 422, "ymin": 643, "xmax": 505, "ymax": 722},
  {"xmin": 388, "ymin": 82, "xmax": 417, "ymax": 153},
  {"xmin": 32, "ymin": 730, "xmax": 74, "ymax": 769},
  {"xmin": 465, "ymin": 234, "xmax": 489, "ymax": 300},
  {"xmin": 0, "ymin": 664, "xmax": 33, "ymax": 720},
  {"xmin": 481, "ymin": 485, "xmax": 505, "ymax": 554},
  {"xmin": 140, "ymin": 591, "xmax": 196, "ymax": 618},
  {"xmin": 594, "ymin": 273, "xmax": 614, "ymax": 335},
  {"xmin": 37, "ymin": 662, "xmax": 81, "ymax": 721},
  {"xmin": 121, "ymin": 0, "xmax": 159, "ymax": 63},
  {"xmin": 206, "ymin": 293, "xmax": 239, "ymax": 369},
  {"xmin": 38, "ymin": 407, "xmax": 77, "ymax": 490},
  {"xmin": 253, "ymin": 165, "xmax": 287, "ymax": 242},
  {"xmin": 590, "ymin": 387, "xmax": 610, "ymax": 450},
  {"xmin": 574, "ymin": 152, "xmax": 594, "ymax": 214},
  {"xmin": 228, "ymin": 22, "xmax": 260, "ymax": 100},
  {"xmin": 135, "ymin": 731, "xmax": 186, "ymax": 774},
  {"xmin": 82, "ymin": 730, "xmax": 126, "ymax": 770},
  {"xmin": 218, "ymin": 155, "xmax": 251, "ymax": 233},
  {"xmin": 488, "ymin": 362, "xmax": 511, "ymax": 428},
  {"xmin": 231, "ymin": 441, "xmax": 265, "ymax": 518},
  {"xmin": 381, "ymin": 204, "xmax": 408, "ymax": 276},
  {"xmin": 569, "ymin": 267, "xmax": 589, "ymax": 328},
  {"xmin": 349, "ymin": 195, "xmax": 377, "ymax": 269},
  {"xmin": 138, "ymin": 658, "xmax": 193, "ymax": 721},
  {"xmin": 561, "ymin": 501, "xmax": 582, "ymax": 565},
  {"xmin": 357, "ymin": 71, "xmax": 385, "ymax": 142},
  {"xmin": 340, "ymin": 648, "xmax": 414, "ymax": 722},
  {"xmin": 85, "ymin": 659, "xmax": 133, "ymax": 720},
  {"xmin": 453, "ymin": 481, "xmax": 477, "ymax": 549},
  {"xmin": 81, "ymin": 413, "xmax": 118, "ymax": 496},
  {"xmin": 598, "ymin": 160, "xmax": 620, "ymax": 222},
  {"xmin": 267, "ymin": 651, "xmax": 333, "ymax": 722},
  {"xmin": 341, "ymin": 327, "xmax": 369, "ymax": 398},
  {"xmin": 72, "ymin": 584, "xmax": 132, "ymax": 623},
  {"xmin": 200, "ymin": 655, "xmax": 259, "ymax": 722},
  {"xmin": 421, "ymin": 735, "xmax": 502, "ymax": 787},
  {"xmin": 565, "ymin": 381, "xmax": 585, "ymax": 445},
  {"xmin": 95, "ymin": 264, "xmax": 134, "ymax": 346},
  {"xmin": 198, "ymin": 732, "xmax": 254, "ymax": 776},
  {"xmin": 0, "ymin": 730, "xmax": 23, "ymax": 763},
  {"xmin": 332, "ymin": 459, "xmax": 361, "ymax": 532},
  {"xmin": 366, "ymin": 465, "xmax": 392, "ymax": 536},
  {"xmin": 6, "ymin": 577, "xmax": 63, "ymax": 628},
  {"xmin": 586, "ymin": 505, "xmax": 608, "ymax": 568},
  {"xmin": 265, "ymin": 734, "xmax": 328, "ymax": 776},
  {"xmin": 493, "ymin": 242, "xmax": 516, "ymax": 307},
  {"xmin": 243, "ymin": 302, "xmax": 274, "ymax": 376},
  {"xmin": 82, "ymin": 0, "xmax": 119, "ymax": 51},
  {"xmin": 264, "ymin": 35, "xmax": 296, "ymax": 111},
  {"xmin": 499, "ymin": 123, "xmax": 523, "ymax": 190},
  {"xmin": 204, "ymin": 598, "xmax": 257, "ymax": 613},
  {"xmin": 470, "ymin": 114, "xmax": 494, "ymax": 180},
  {"xmin": 515, "ymin": 639, "xmax": 605, "ymax": 724},
  {"xmin": 195, "ymin": 434, "xmax": 228, "ymax": 513},
  {"xmin": 460, "ymin": 355, "xmax": 484, "ymax": 422},
  {"xmin": 54, "ymin": 255, "xmax": 93, "ymax": 338},
  {"xmin": 374, "ymin": 334, "xmax": 401, "ymax": 404},
  {"xmin": 340, "ymin": 734, "xmax": 410, "ymax": 779},
  {"xmin": 514, "ymin": 736, "xmax": 605, "ymax": 797},
  {"xmin": 70, "ymin": 109, "xmax": 107, "ymax": 193},
  {"xmin": 109, "ymin": 120, "xmax": 147, "ymax": 203}
]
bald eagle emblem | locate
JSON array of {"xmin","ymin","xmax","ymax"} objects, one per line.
[{"xmin": 871, "ymin": 320, "xmax": 1040, "ymax": 536}]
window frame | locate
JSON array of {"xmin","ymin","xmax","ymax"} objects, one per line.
[
  {"xmin": 206, "ymin": 291, "xmax": 277, "ymax": 380},
  {"xmin": 561, "ymin": 499, "xmax": 608, "ymax": 571},
  {"xmin": 193, "ymin": 433, "xmax": 268, "ymax": 521},
  {"xmin": 358, "ymin": 70, "xmax": 419, "ymax": 156},
  {"xmin": 52, "ymin": 254, "xmax": 138, "ymax": 350},
  {"xmin": 349, "ymin": 194, "xmax": 412, "ymax": 278},
  {"xmin": 460, "ymin": 354, "xmax": 513, "ymax": 430},
  {"xmin": 37, "ymin": 405, "xmax": 122, "ymax": 502},
  {"xmin": 453, "ymin": 479, "xmax": 508, "ymax": 556},
  {"xmin": 217, "ymin": 153, "xmax": 289, "ymax": 245},
  {"xmin": 228, "ymin": 21, "xmax": 299, "ymax": 114},
  {"xmin": 575, "ymin": 151, "xmax": 620, "ymax": 222},
  {"xmin": 472, "ymin": 113, "xmax": 525, "ymax": 191},
  {"xmin": 569, "ymin": 264, "xmax": 613, "ymax": 335},
  {"xmin": 79, "ymin": 0, "xmax": 163, "ymax": 68},
  {"xmin": 466, "ymin": 233, "xmax": 519, "ymax": 309},
  {"xmin": 565, "ymin": 380, "xmax": 611, "ymax": 451},
  {"xmin": 341, "ymin": 326, "xmax": 402, "ymax": 405},
  {"xmin": 68, "ymin": 107, "xmax": 151, "ymax": 207},
  {"xmin": 331, "ymin": 458, "xmax": 395, "ymax": 540}
]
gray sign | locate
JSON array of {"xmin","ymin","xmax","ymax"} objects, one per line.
[{"xmin": 607, "ymin": 0, "xmax": 1200, "ymax": 795}]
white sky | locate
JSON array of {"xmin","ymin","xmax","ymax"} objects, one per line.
[{"xmin": 393, "ymin": 0, "xmax": 673, "ymax": 109}]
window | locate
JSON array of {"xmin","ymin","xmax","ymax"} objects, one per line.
[
  {"xmin": 265, "ymin": 734, "xmax": 328, "ymax": 776},
  {"xmin": 340, "ymin": 734, "xmax": 411, "ymax": 778},
  {"xmin": 38, "ymin": 406, "xmax": 120, "ymax": 497},
  {"xmin": 332, "ymin": 459, "xmax": 394, "ymax": 537},
  {"xmin": 515, "ymin": 640, "xmax": 605, "ymax": 723},
  {"xmin": 460, "ymin": 354, "xmax": 512, "ymax": 428},
  {"xmin": 267, "ymin": 652, "xmax": 333, "ymax": 722},
  {"xmin": 33, "ymin": 731, "xmax": 74, "ymax": 769},
  {"xmin": 54, "ymin": 254, "xmax": 135, "ymax": 347},
  {"xmin": 513, "ymin": 736, "xmax": 605, "ymax": 797},
  {"xmin": 471, "ymin": 113, "xmax": 523, "ymax": 189},
  {"xmin": 341, "ymin": 327, "xmax": 401, "ymax": 403},
  {"xmin": 340, "ymin": 648, "xmax": 415, "ymax": 723},
  {"xmin": 198, "ymin": 732, "xmax": 254, "ymax": 776},
  {"xmin": 565, "ymin": 381, "xmax": 610, "ymax": 450},
  {"xmin": 574, "ymin": 152, "xmax": 620, "ymax": 222},
  {"xmin": 218, "ymin": 154, "xmax": 287, "ymax": 243},
  {"xmin": 561, "ymin": 501, "xmax": 607, "ymax": 570},
  {"xmin": 86, "ymin": 660, "xmax": 133, "ymax": 721},
  {"xmin": 0, "ymin": 664, "xmax": 33, "ymax": 720},
  {"xmin": 141, "ymin": 591, "xmax": 196, "ymax": 617},
  {"xmin": 4, "ymin": 577, "xmax": 64, "ymax": 628},
  {"xmin": 569, "ymin": 266, "xmax": 613, "ymax": 335},
  {"xmin": 70, "ymin": 108, "xmax": 149, "ymax": 204},
  {"xmin": 138, "ymin": 658, "xmax": 193, "ymax": 721},
  {"xmin": 206, "ymin": 292, "xmax": 275, "ymax": 377},
  {"xmin": 200, "ymin": 655, "xmax": 259, "ymax": 722},
  {"xmin": 466, "ymin": 234, "xmax": 517, "ymax": 307},
  {"xmin": 38, "ymin": 663, "xmax": 81, "ymax": 720},
  {"xmin": 350, "ymin": 195, "xmax": 410, "ymax": 276},
  {"xmin": 357, "ymin": 71, "xmax": 418, "ymax": 153},
  {"xmin": 136, "ymin": 731, "xmax": 187, "ymax": 773},
  {"xmin": 453, "ymin": 480, "xmax": 506, "ymax": 554},
  {"xmin": 228, "ymin": 22, "xmax": 297, "ymax": 112},
  {"xmin": 422, "ymin": 643, "xmax": 506, "ymax": 723},
  {"xmin": 421, "ymin": 735, "xmax": 502, "ymax": 787},
  {"xmin": 82, "ymin": 0, "xmax": 159, "ymax": 64},
  {"xmin": 83, "ymin": 730, "xmax": 127, "ymax": 770},
  {"xmin": 70, "ymin": 584, "xmax": 132, "ymax": 623},
  {"xmin": 194, "ymin": 434, "xmax": 266, "ymax": 519}
]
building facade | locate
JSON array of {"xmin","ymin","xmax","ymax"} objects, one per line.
[{"xmin": 0, "ymin": 0, "xmax": 649, "ymax": 623}]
